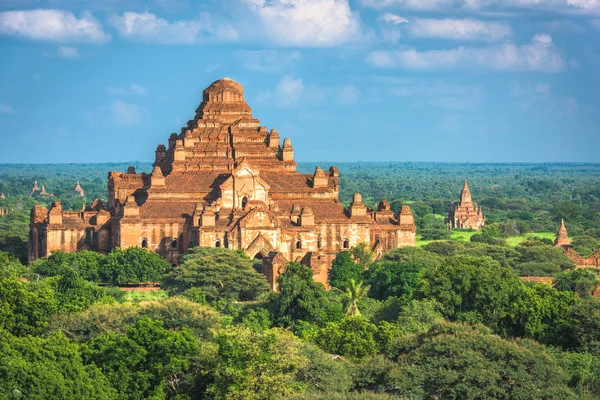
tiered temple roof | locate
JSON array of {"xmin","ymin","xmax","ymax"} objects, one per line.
[
  {"xmin": 447, "ymin": 179, "xmax": 486, "ymax": 230},
  {"xmin": 29, "ymin": 78, "xmax": 417, "ymax": 288}
]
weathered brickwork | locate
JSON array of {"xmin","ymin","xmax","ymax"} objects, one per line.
[{"xmin": 28, "ymin": 78, "xmax": 416, "ymax": 288}]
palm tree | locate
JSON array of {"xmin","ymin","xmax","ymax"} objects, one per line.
[{"xmin": 343, "ymin": 279, "xmax": 370, "ymax": 318}]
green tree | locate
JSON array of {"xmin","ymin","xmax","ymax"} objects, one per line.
[
  {"xmin": 351, "ymin": 355, "xmax": 405, "ymax": 395},
  {"xmin": 296, "ymin": 342, "xmax": 353, "ymax": 395},
  {"xmin": 270, "ymin": 262, "xmax": 330, "ymax": 327},
  {"xmin": 161, "ymin": 247, "xmax": 269, "ymax": 303},
  {"xmin": 514, "ymin": 245, "xmax": 575, "ymax": 276},
  {"xmin": 81, "ymin": 317, "xmax": 196, "ymax": 400},
  {"xmin": 343, "ymin": 279, "xmax": 370, "ymax": 317},
  {"xmin": 313, "ymin": 316, "xmax": 380, "ymax": 360},
  {"xmin": 388, "ymin": 322, "xmax": 578, "ymax": 399},
  {"xmin": 506, "ymin": 282, "xmax": 577, "ymax": 343},
  {"xmin": 555, "ymin": 269, "xmax": 600, "ymax": 298},
  {"xmin": 562, "ymin": 297, "xmax": 600, "ymax": 351},
  {"xmin": 572, "ymin": 236, "xmax": 600, "ymax": 258},
  {"xmin": 470, "ymin": 224, "xmax": 507, "ymax": 245},
  {"xmin": 0, "ymin": 329, "xmax": 116, "ymax": 399},
  {"xmin": 101, "ymin": 247, "xmax": 167, "ymax": 285},
  {"xmin": 0, "ymin": 277, "xmax": 57, "ymax": 336},
  {"xmin": 204, "ymin": 327, "xmax": 308, "ymax": 400},
  {"xmin": 328, "ymin": 251, "xmax": 364, "ymax": 290},
  {"xmin": 34, "ymin": 250, "xmax": 105, "ymax": 282},
  {"xmin": 365, "ymin": 261, "xmax": 423, "ymax": 301},
  {"xmin": 49, "ymin": 297, "xmax": 221, "ymax": 343},
  {"xmin": 240, "ymin": 307, "xmax": 272, "ymax": 332},
  {"xmin": 420, "ymin": 255, "xmax": 523, "ymax": 333},
  {"xmin": 350, "ymin": 243, "xmax": 374, "ymax": 266},
  {"xmin": 47, "ymin": 269, "xmax": 114, "ymax": 313},
  {"xmin": 553, "ymin": 201, "xmax": 585, "ymax": 223},
  {"xmin": 396, "ymin": 299, "xmax": 444, "ymax": 335},
  {"xmin": 0, "ymin": 251, "xmax": 27, "ymax": 279}
]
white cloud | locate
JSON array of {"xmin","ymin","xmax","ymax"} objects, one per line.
[
  {"xmin": 378, "ymin": 12, "xmax": 408, "ymax": 43},
  {"xmin": 275, "ymin": 75, "xmax": 304, "ymax": 106},
  {"xmin": 370, "ymin": 77, "xmax": 484, "ymax": 110},
  {"xmin": 0, "ymin": 9, "xmax": 109, "ymax": 43},
  {"xmin": 361, "ymin": 0, "xmax": 600, "ymax": 15},
  {"xmin": 237, "ymin": 50, "xmax": 301, "ymax": 72},
  {"xmin": 509, "ymin": 81, "xmax": 577, "ymax": 116},
  {"xmin": 110, "ymin": 100, "xmax": 144, "ymax": 125},
  {"xmin": 258, "ymin": 76, "xmax": 359, "ymax": 107},
  {"xmin": 109, "ymin": 11, "xmax": 236, "ymax": 44},
  {"xmin": 242, "ymin": 0, "xmax": 365, "ymax": 46},
  {"xmin": 534, "ymin": 82, "xmax": 552, "ymax": 98},
  {"xmin": 542, "ymin": 19, "xmax": 584, "ymax": 33},
  {"xmin": 337, "ymin": 84, "xmax": 360, "ymax": 105},
  {"xmin": 101, "ymin": 1, "xmax": 368, "ymax": 47},
  {"xmin": 44, "ymin": 46, "xmax": 80, "ymax": 59},
  {"xmin": 366, "ymin": 34, "xmax": 565, "ymax": 72},
  {"xmin": 0, "ymin": 103, "xmax": 14, "ymax": 114},
  {"xmin": 379, "ymin": 12, "xmax": 408, "ymax": 24},
  {"xmin": 56, "ymin": 46, "xmax": 80, "ymax": 59},
  {"xmin": 106, "ymin": 84, "xmax": 147, "ymax": 96},
  {"xmin": 407, "ymin": 18, "xmax": 513, "ymax": 41}
]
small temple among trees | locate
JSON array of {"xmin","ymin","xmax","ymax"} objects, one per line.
[
  {"xmin": 28, "ymin": 78, "xmax": 416, "ymax": 288},
  {"xmin": 554, "ymin": 219, "xmax": 600, "ymax": 268},
  {"xmin": 446, "ymin": 179, "xmax": 486, "ymax": 231}
]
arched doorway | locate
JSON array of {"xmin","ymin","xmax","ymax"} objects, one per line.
[
  {"xmin": 241, "ymin": 196, "xmax": 248, "ymax": 209},
  {"xmin": 253, "ymin": 252, "xmax": 265, "ymax": 274},
  {"xmin": 141, "ymin": 239, "xmax": 148, "ymax": 248}
]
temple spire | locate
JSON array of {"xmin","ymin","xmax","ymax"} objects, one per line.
[
  {"xmin": 554, "ymin": 219, "xmax": 571, "ymax": 248},
  {"xmin": 460, "ymin": 179, "xmax": 472, "ymax": 206}
]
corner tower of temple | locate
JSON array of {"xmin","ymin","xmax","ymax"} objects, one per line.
[
  {"xmin": 447, "ymin": 179, "xmax": 486, "ymax": 231},
  {"xmin": 28, "ymin": 78, "xmax": 417, "ymax": 288}
]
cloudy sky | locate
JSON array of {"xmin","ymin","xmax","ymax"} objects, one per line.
[{"xmin": 0, "ymin": 0, "xmax": 599, "ymax": 163}]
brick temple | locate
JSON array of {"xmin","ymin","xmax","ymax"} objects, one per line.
[
  {"xmin": 554, "ymin": 219, "xmax": 600, "ymax": 268},
  {"xmin": 28, "ymin": 78, "xmax": 416, "ymax": 288},
  {"xmin": 446, "ymin": 179, "xmax": 486, "ymax": 231}
]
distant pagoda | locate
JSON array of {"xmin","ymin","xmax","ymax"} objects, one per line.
[
  {"xmin": 554, "ymin": 219, "xmax": 600, "ymax": 268},
  {"xmin": 446, "ymin": 179, "xmax": 486, "ymax": 231},
  {"xmin": 554, "ymin": 219, "xmax": 572, "ymax": 249},
  {"xmin": 30, "ymin": 180, "xmax": 40, "ymax": 197},
  {"xmin": 75, "ymin": 181, "xmax": 85, "ymax": 197}
]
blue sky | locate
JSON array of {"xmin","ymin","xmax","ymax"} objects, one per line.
[{"xmin": 0, "ymin": 0, "xmax": 599, "ymax": 163}]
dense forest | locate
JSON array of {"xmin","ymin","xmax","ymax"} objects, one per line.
[{"xmin": 1, "ymin": 162, "xmax": 600, "ymax": 399}]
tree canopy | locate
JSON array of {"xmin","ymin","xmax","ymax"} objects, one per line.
[{"xmin": 161, "ymin": 247, "xmax": 269, "ymax": 303}]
